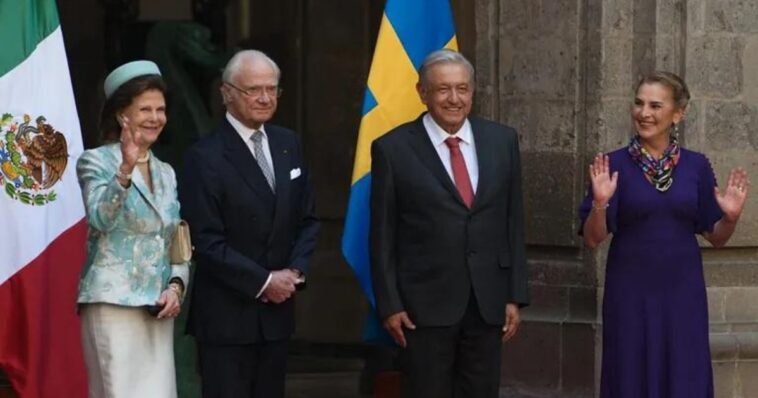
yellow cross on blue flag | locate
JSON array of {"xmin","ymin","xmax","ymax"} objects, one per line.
[{"xmin": 342, "ymin": 0, "xmax": 458, "ymax": 341}]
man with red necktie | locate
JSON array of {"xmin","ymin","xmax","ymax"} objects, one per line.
[{"xmin": 369, "ymin": 49, "xmax": 529, "ymax": 398}]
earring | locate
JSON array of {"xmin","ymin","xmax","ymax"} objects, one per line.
[{"xmin": 672, "ymin": 122, "xmax": 680, "ymax": 138}]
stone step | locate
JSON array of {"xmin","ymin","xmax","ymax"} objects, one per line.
[{"xmin": 286, "ymin": 371, "xmax": 364, "ymax": 398}]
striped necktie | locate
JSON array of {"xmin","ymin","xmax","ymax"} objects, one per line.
[{"xmin": 250, "ymin": 130, "xmax": 275, "ymax": 191}]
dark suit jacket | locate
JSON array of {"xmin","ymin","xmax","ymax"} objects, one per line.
[
  {"xmin": 369, "ymin": 114, "xmax": 529, "ymax": 327},
  {"xmin": 180, "ymin": 119, "xmax": 319, "ymax": 343}
]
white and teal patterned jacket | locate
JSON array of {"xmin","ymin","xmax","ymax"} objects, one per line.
[{"xmin": 76, "ymin": 143, "xmax": 189, "ymax": 306}]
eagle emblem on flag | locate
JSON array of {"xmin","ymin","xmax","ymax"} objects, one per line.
[{"xmin": 0, "ymin": 113, "xmax": 68, "ymax": 205}]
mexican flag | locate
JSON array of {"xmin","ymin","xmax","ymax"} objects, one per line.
[{"xmin": 0, "ymin": 0, "xmax": 88, "ymax": 396}]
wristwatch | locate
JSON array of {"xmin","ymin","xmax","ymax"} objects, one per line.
[{"xmin": 168, "ymin": 277, "xmax": 185, "ymax": 300}]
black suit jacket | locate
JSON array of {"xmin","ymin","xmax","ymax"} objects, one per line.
[
  {"xmin": 369, "ymin": 114, "xmax": 528, "ymax": 327},
  {"xmin": 180, "ymin": 119, "xmax": 319, "ymax": 343}
]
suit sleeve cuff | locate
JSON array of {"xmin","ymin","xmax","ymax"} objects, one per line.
[
  {"xmin": 169, "ymin": 263, "xmax": 190, "ymax": 287},
  {"xmin": 256, "ymin": 272, "xmax": 273, "ymax": 299}
]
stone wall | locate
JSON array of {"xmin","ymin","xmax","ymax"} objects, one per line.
[
  {"xmin": 474, "ymin": 0, "xmax": 758, "ymax": 396},
  {"xmin": 690, "ymin": 2, "xmax": 758, "ymax": 396}
]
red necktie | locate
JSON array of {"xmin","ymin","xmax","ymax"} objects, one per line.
[{"xmin": 444, "ymin": 137, "xmax": 474, "ymax": 208}]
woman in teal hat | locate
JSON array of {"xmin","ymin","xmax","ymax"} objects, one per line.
[{"xmin": 76, "ymin": 60, "xmax": 188, "ymax": 397}]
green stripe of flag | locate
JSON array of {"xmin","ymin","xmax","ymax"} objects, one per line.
[{"xmin": 0, "ymin": 0, "xmax": 60, "ymax": 76}]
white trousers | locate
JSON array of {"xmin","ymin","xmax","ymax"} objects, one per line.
[{"xmin": 80, "ymin": 304, "xmax": 177, "ymax": 398}]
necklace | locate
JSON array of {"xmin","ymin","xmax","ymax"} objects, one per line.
[{"xmin": 137, "ymin": 152, "xmax": 150, "ymax": 164}]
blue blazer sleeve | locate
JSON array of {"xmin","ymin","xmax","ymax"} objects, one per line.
[{"xmin": 76, "ymin": 148, "xmax": 129, "ymax": 232}]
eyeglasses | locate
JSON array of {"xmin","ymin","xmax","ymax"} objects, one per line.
[{"xmin": 224, "ymin": 81, "xmax": 283, "ymax": 99}]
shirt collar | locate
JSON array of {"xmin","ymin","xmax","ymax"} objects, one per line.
[
  {"xmin": 422, "ymin": 113, "xmax": 472, "ymax": 146},
  {"xmin": 226, "ymin": 112, "xmax": 267, "ymax": 141}
]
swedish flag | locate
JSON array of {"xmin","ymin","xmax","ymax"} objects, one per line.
[{"xmin": 342, "ymin": 0, "xmax": 458, "ymax": 340}]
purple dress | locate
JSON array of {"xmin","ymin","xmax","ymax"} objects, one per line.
[{"xmin": 579, "ymin": 148, "xmax": 722, "ymax": 398}]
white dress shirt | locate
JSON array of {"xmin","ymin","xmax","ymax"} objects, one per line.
[
  {"xmin": 226, "ymin": 112, "xmax": 275, "ymax": 174},
  {"xmin": 422, "ymin": 113, "xmax": 479, "ymax": 193}
]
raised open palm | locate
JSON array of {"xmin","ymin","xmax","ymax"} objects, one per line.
[
  {"xmin": 119, "ymin": 115, "xmax": 142, "ymax": 168},
  {"xmin": 589, "ymin": 153, "xmax": 618, "ymax": 205},
  {"xmin": 715, "ymin": 167, "xmax": 750, "ymax": 222}
]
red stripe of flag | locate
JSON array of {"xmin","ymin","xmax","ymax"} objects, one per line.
[{"xmin": 0, "ymin": 219, "xmax": 88, "ymax": 397}]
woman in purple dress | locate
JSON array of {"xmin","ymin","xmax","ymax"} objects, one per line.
[{"xmin": 579, "ymin": 71, "xmax": 750, "ymax": 397}]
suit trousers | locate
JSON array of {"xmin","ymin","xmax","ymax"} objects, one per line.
[
  {"xmin": 197, "ymin": 340, "xmax": 289, "ymax": 398},
  {"xmin": 400, "ymin": 293, "xmax": 503, "ymax": 398}
]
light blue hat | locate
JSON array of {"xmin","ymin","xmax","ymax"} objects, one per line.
[{"xmin": 103, "ymin": 60, "xmax": 162, "ymax": 98}]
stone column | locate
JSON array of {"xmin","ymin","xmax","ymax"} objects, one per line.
[
  {"xmin": 475, "ymin": 0, "xmax": 599, "ymax": 395},
  {"xmin": 685, "ymin": 1, "xmax": 758, "ymax": 397}
]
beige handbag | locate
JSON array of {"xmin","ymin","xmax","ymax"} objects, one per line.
[{"xmin": 169, "ymin": 220, "xmax": 192, "ymax": 264}]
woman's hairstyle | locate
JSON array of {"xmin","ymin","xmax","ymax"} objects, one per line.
[
  {"xmin": 99, "ymin": 75, "xmax": 167, "ymax": 143},
  {"xmin": 635, "ymin": 71, "xmax": 690, "ymax": 110}
]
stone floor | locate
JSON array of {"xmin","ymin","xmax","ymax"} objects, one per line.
[
  {"xmin": 0, "ymin": 373, "xmax": 367, "ymax": 398},
  {"xmin": 0, "ymin": 354, "xmax": 570, "ymax": 398},
  {"xmin": 285, "ymin": 353, "xmax": 367, "ymax": 398},
  {"xmin": 0, "ymin": 372, "xmax": 569, "ymax": 398},
  {"xmin": 286, "ymin": 371, "xmax": 365, "ymax": 398},
  {"xmin": 268, "ymin": 349, "xmax": 576, "ymax": 398},
  {"xmin": 285, "ymin": 369, "xmax": 565, "ymax": 398}
]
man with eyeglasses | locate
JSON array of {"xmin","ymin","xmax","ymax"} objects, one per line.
[{"xmin": 179, "ymin": 49, "xmax": 319, "ymax": 398}]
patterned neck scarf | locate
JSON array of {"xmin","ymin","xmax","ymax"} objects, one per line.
[{"xmin": 627, "ymin": 135, "xmax": 680, "ymax": 192}]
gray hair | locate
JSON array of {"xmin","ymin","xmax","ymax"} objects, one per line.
[
  {"xmin": 418, "ymin": 49, "xmax": 475, "ymax": 88},
  {"xmin": 222, "ymin": 50, "xmax": 281, "ymax": 84}
]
